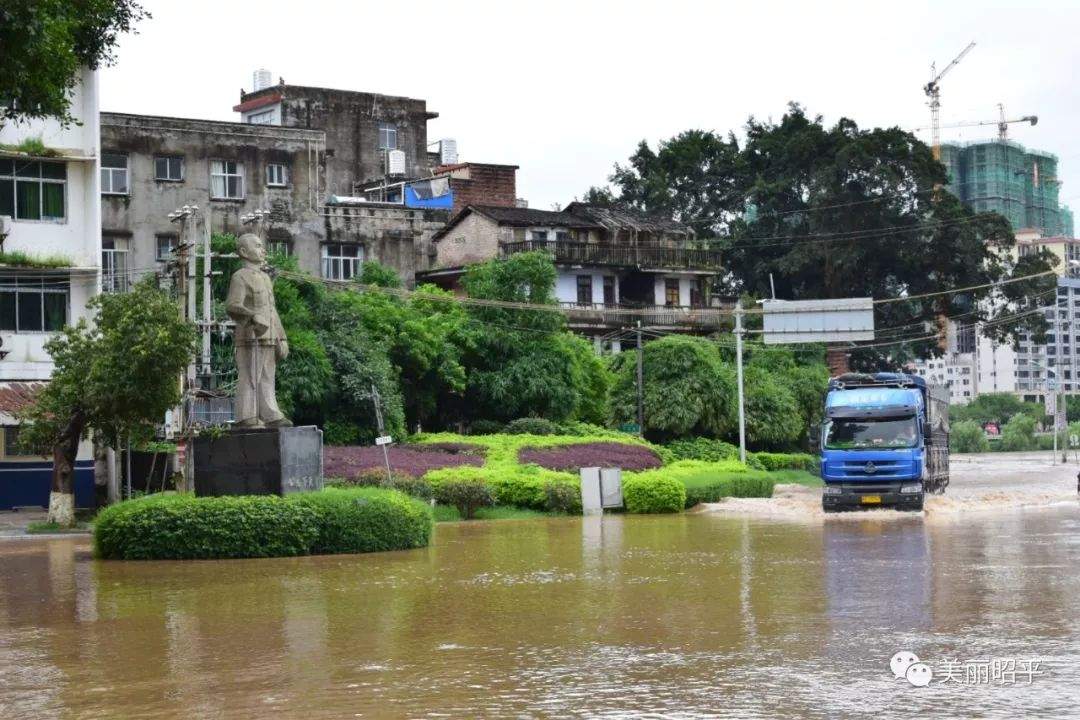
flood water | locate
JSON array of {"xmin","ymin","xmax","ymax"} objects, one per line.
[{"xmin": 1, "ymin": 453, "xmax": 1079, "ymax": 719}]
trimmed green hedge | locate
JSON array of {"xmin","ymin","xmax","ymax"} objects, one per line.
[
  {"xmin": 752, "ymin": 452, "xmax": 819, "ymax": 472},
  {"xmin": 622, "ymin": 473, "xmax": 686, "ymax": 513},
  {"xmin": 94, "ymin": 488, "xmax": 432, "ymax": 560},
  {"xmin": 683, "ymin": 473, "xmax": 776, "ymax": 508}
]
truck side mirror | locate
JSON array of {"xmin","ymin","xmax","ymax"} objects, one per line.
[{"xmin": 923, "ymin": 421, "xmax": 932, "ymax": 443}]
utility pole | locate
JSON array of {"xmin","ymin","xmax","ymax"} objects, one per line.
[
  {"xmin": 635, "ymin": 320, "xmax": 644, "ymax": 436},
  {"xmin": 200, "ymin": 209, "xmax": 212, "ymax": 379},
  {"xmin": 734, "ymin": 299, "xmax": 747, "ymax": 464},
  {"xmin": 371, "ymin": 384, "xmax": 393, "ymax": 483}
]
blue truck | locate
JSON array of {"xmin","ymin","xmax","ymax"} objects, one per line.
[{"xmin": 820, "ymin": 372, "xmax": 949, "ymax": 512}]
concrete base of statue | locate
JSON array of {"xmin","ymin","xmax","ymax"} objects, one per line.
[{"xmin": 193, "ymin": 425, "xmax": 323, "ymax": 497}]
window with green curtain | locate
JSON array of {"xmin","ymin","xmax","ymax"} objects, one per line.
[
  {"xmin": 15, "ymin": 181, "xmax": 40, "ymax": 220},
  {"xmin": 43, "ymin": 293, "xmax": 66, "ymax": 330},
  {"xmin": 41, "ymin": 183, "xmax": 64, "ymax": 219},
  {"xmin": 0, "ymin": 178, "xmax": 12, "ymax": 217}
]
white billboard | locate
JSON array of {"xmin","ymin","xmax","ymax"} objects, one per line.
[{"xmin": 761, "ymin": 298, "xmax": 875, "ymax": 344}]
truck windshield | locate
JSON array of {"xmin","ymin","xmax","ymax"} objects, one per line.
[{"xmin": 824, "ymin": 417, "xmax": 918, "ymax": 449}]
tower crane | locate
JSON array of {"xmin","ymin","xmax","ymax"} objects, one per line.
[
  {"xmin": 913, "ymin": 104, "xmax": 1038, "ymax": 141},
  {"xmin": 924, "ymin": 41, "xmax": 976, "ymax": 159}
]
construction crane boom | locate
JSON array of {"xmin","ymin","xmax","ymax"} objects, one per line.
[
  {"xmin": 913, "ymin": 106, "xmax": 1038, "ymax": 140},
  {"xmin": 924, "ymin": 41, "xmax": 976, "ymax": 159}
]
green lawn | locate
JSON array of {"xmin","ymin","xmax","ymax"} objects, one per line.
[
  {"xmin": 26, "ymin": 521, "xmax": 91, "ymax": 534},
  {"xmin": 767, "ymin": 469, "xmax": 822, "ymax": 487}
]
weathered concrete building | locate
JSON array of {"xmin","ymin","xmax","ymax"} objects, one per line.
[
  {"xmin": 233, "ymin": 81, "xmax": 438, "ymax": 193},
  {"xmin": 100, "ymin": 112, "xmax": 327, "ymax": 285},
  {"xmin": 420, "ymin": 203, "xmax": 724, "ymax": 351},
  {"xmin": 358, "ymin": 162, "xmax": 520, "ymax": 216}
]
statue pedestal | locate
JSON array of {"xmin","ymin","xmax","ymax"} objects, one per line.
[{"xmin": 193, "ymin": 426, "xmax": 323, "ymax": 497}]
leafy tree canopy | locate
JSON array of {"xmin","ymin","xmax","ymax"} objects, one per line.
[
  {"xmin": 1, "ymin": 0, "xmax": 148, "ymax": 126},
  {"xmin": 592, "ymin": 104, "xmax": 1057, "ymax": 369}
]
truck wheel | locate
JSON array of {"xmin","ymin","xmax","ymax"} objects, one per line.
[{"xmin": 822, "ymin": 501, "xmax": 839, "ymax": 513}]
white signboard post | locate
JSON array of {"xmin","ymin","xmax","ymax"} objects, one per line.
[{"xmin": 761, "ymin": 298, "xmax": 875, "ymax": 344}]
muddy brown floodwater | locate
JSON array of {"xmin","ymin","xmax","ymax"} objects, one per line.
[{"xmin": 1, "ymin": 453, "xmax": 1079, "ymax": 719}]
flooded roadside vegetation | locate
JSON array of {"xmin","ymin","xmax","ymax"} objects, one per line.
[{"xmin": 2, "ymin": 454, "xmax": 1078, "ymax": 718}]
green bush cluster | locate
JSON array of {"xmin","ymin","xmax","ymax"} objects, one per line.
[
  {"xmin": 433, "ymin": 479, "xmax": 493, "ymax": 519},
  {"xmin": 622, "ymin": 473, "xmax": 686, "ymax": 514},
  {"xmin": 683, "ymin": 473, "xmax": 777, "ymax": 508},
  {"xmin": 950, "ymin": 420, "xmax": 990, "ymax": 453},
  {"xmin": 468, "ymin": 419, "xmax": 505, "ymax": 435},
  {"xmin": 338, "ymin": 468, "xmax": 434, "ymax": 500},
  {"xmin": 752, "ymin": 452, "xmax": 818, "ymax": 472},
  {"xmin": 543, "ymin": 482, "xmax": 583, "ymax": 514},
  {"xmin": 663, "ymin": 437, "xmax": 767, "ymax": 469},
  {"xmin": 504, "ymin": 418, "xmax": 560, "ymax": 435},
  {"xmin": 94, "ymin": 488, "xmax": 432, "ymax": 560}
]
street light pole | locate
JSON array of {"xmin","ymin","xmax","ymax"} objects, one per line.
[{"xmin": 734, "ymin": 300, "xmax": 747, "ymax": 464}]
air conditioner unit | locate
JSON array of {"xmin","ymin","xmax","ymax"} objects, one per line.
[
  {"xmin": 385, "ymin": 149, "xmax": 406, "ymax": 176},
  {"xmin": 439, "ymin": 138, "xmax": 458, "ymax": 165}
]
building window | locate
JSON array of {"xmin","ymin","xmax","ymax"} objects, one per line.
[
  {"xmin": 664, "ymin": 279, "xmax": 680, "ymax": 307},
  {"xmin": 2, "ymin": 426, "xmax": 26, "ymax": 457},
  {"xmin": 576, "ymin": 275, "xmax": 593, "ymax": 306},
  {"xmin": 102, "ymin": 238, "xmax": 129, "ymax": 293},
  {"xmin": 268, "ymin": 239, "xmax": 292, "ymax": 256},
  {"xmin": 322, "ymin": 243, "xmax": 363, "ymax": 280},
  {"xmin": 0, "ymin": 277, "xmax": 68, "ymax": 332},
  {"xmin": 0, "ymin": 159, "xmax": 66, "ymax": 221},
  {"xmin": 530, "ymin": 230, "xmax": 549, "ymax": 242},
  {"xmin": 101, "ymin": 153, "xmax": 129, "ymax": 195},
  {"xmin": 603, "ymin": 276, "xmax": 616, "ymax": 306},
  {"xmin": 266, "ymin": 163, "xmax": 288, "ymax": 187},
  {"xmin": 156, "ymin": 233, "xmax": 177, "ymax": 262},
  {"xmin": 248, "ymin": 109, "xmax": 275, "ymax": 125},
  {"xmin": 556, "ymin": 230, "xmax": 570, "ymax": 242},
  {"xmin": 154, "ymin": 156, "xmax": 184, "ymax": 182},
  {"xmin": 378, "ymin": 123, "xmax": 397, "ymax": 150},
  {"xmin": 210, "ymin": 160, "xmax": 244, "ymax": 199}
]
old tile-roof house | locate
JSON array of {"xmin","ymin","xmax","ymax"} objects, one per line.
[{"xmin": 420, "ymin": 203, "xmax": 724, "ymax": 351}]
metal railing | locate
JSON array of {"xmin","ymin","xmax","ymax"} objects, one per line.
[
  {"xmin": 559, "ymin": 302, "xmax": 725, "ymax": 329},
  {"xmin": 500, "ymin": 240, "xmax": 722, "ymax": 270}
]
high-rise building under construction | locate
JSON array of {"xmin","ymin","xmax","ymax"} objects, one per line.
[{"xmin": 940, "ymin": 140, "xmax": 1073, "ymax": 237}]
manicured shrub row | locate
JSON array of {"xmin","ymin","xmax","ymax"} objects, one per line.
[
  {"xmin": 664, "ymin": 437, "xmax": 766, "ymax": 469},
  {"xmin": 682, "ymin": 473, "xmax": 777, "ymax": 508},
  {"xmin": 622, "ymin": 473, "xmax": 686, "ymax": 514},
  {"xmin": 518, "ymin": 441, "xmax": 663, "ymax": 472},
  {"xmin": 93, "ymin": 488, "xmax": 433, "ymax": 560},
  {"xmin": 504, "ymin": 417, "xmax": 561, "ymax": 435},
  {"xmin": 323, "ymin": 444, "xmax": 483, "ymax": 480},
  {"xmin": 752, "ymin": 452, "xmax": 819, "ymax": 472},
  {"xmin": 423, "ymin": 465, "xmax": 579, "ymax": 512}
]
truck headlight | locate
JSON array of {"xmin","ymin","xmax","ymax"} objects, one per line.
[
  {"xmin": 900, "ymin": 483, "xmax": 922, "ymax": 494},
  {"xmin": 823, "ymin": 486, "xmax": 842, "ymax": 495}
]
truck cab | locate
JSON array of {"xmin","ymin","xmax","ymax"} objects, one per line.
[{"xmin": 819, "ymin": 373, "xmax": 949, "ymax": 512}]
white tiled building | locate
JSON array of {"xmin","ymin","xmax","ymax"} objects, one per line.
[{"xmin": 0, "ymin": 68, "xmax": 101, "ymax": 509}]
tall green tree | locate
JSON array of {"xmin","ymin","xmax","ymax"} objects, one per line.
[
  {"xmin": 596, "ymin": 105, "xmax": 1057, "ymax": 369},
  {"xmin": 19, "ymin": 281, "xmax": 195, "ymax": 525},
  {"xmin": 0, "ymin": 0, "xmax": 148, "ymax": 126},
  {"xmin": 460, "ymin": 251, "xmax": 608, "ymax": 423},
  {"xmin": 610, "ymin": 335, "xmax": 735, "ymax": 441}
]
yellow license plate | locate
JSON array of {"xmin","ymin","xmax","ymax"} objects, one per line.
[{"xmin": 860, "ymin": 495, "xmax": 882, "ymax": 504}]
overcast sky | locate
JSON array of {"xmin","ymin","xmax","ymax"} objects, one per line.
[{"xmin": 101, "ymin": 0, "xmax": 1080, "ymax": 215}]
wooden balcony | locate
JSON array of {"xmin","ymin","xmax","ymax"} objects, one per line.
[
  {"xmin": 500, "ymin": 240, "xmax": 722, "ymax": 271},
  {"xmin": 560, "ymin": 302, "xmax": 726, "ymax": 330}
]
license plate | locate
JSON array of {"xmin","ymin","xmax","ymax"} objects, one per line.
[{"xmin": 860, "ymin": 495, "xmax": 882, "ymax": 505}]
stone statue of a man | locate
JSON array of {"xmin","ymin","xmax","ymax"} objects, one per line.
[{"xmin": 226, "ymin": 233, "xmax": 291, "ymax": 428}]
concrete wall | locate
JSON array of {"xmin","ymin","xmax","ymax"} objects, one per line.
[
  {"xmin": 0, "ymin": 68, "xmax": 101, "ymax": 381},
  {"xmin": 435, "ymin": 213, "xmax": 501, "ymax": 268},
  {"xmin": 555, "ymin": 271, "xmax": 619, "ymax": 305},
  {"xmin": 321, "ymin": 204, "xmax": 449, "ymax": 285},
  {"xmin": 237, "ymin": 85, "xmax": 435, "ymax": 194},
  {"xmin": 653, "ymin": 274, "xmax": 697, "ymax": 306},
  {"xmin": 100, "ymin": 112, "xmax": 325, "ymax": 283}
]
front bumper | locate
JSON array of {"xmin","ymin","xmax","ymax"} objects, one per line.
[{"xmin": 822, "ymin": 484, "xmax": 923, "ymax": 511}]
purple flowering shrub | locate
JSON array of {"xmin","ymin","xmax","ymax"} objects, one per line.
[
  {"xmin": 518, "ymin": 442, "xmax": 663, "ymax": 472},
  {"xmin": 324, "ymin": 445, "xmax": 484, "ymax": 480}
]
